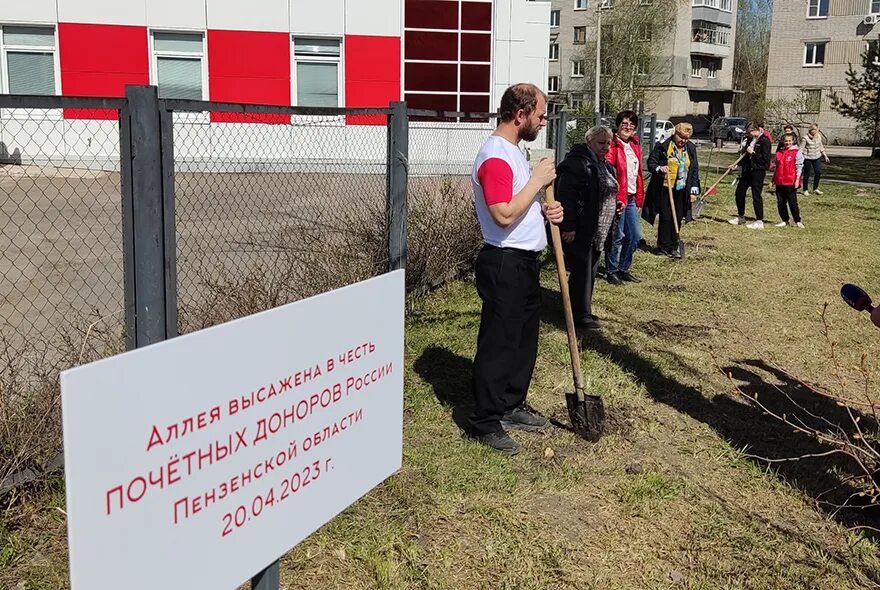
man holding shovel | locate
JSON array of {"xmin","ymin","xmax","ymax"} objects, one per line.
[
  {"xmin": 642, "ymin": 123, "xmax": 701, "ymax": 259},
  {"xmin": 468, "ymin": 83, "xmax": 564, "ymax": 455}
]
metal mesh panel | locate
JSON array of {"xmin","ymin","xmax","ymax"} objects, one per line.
[
  {"xmin": 406, "ymin": 117, "xmax": 493, "ymax": 293},
  {"xmin": 172, "ymin": 110, "xmax": 390, "ymax": 334},
  {"xmin": 0, "ymin": 107, "xmax": 124, "ymax": 354}
]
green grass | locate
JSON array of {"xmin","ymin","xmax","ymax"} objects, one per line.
[
  {"xmin": 4, "ymin": 183, "xmax": 880, "ymax": 589},
  {"xmin": 697, "ymin": 146, "xmax": 880, "ymax": 184}
]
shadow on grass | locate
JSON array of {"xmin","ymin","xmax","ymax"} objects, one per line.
[
  {"xmin": 823, "ymin": 156, "xmax": 880, "ymax": 185},
  {"xmin": 413, "ymin": 345, "xmax": 474, "ymax": 433},
  {"xmin": 538, "ymin": 285, "xmax": 880, "ymax": 534}
]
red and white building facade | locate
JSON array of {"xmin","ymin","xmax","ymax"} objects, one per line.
[{"xmin": 0, "ymin": 0, "xmax": 550, "ymax": 167}]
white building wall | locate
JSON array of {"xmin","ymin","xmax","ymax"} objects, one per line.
[
  {"xmin": 1, "ymin": 0, "xmax": 56, "ymax": 25},
  {"xmin": 345, "ymin": 0, "xmax": 402, "ymax": 37},
  {"xmin": 290, "ymin": 0, "xmax": 344, "ymax": 35},
  {"xmin": 206, "ymin": 0, "xmax": 289, "ymax": 32},
  {"xmin": 494, "ymin": 0, "xmax": 550, "ymax": 104},
  {"xmin": 56, "ymin": 0, "xmax": 147, "ymax": 27},
  {"xmin": 147, "ymin": 0, "xmax": 207, "ymax": 31}
]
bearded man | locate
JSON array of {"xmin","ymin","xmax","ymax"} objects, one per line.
[{"xmin": 467, "ymin": 83, "xmax": 563, "ymax": 455}]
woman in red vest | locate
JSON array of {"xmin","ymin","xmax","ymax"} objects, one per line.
[
  {"xmin": 604, "ymin": 110, "xmax": 645, "ymax": 283},
  {"xmin": 770, "ymin": 132, "xmax": 805, "ymax": 228}
]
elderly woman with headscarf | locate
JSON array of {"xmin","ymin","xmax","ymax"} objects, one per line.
[
  {"xmin": 555, "ymin": 126, "xmax": 622, "ymax": 330},
  {"xmin": 642, "ymin": 122, "xmax": 701, "ymax": 258}
]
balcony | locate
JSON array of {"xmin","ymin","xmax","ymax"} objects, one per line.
[{"xmin": 691, "ymin": 26, "xmax": 730, "ymax": 58}]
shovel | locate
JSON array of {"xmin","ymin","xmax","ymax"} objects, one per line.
[{"xmin": 544, "ymin": 184, "xmax": 605, "ymax": 441}]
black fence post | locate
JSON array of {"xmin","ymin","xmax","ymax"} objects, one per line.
[
  {"xmin": 120, "ymin": 85, "xmax": 177, "ymax": 350},
  {"xmin": 386, "ymin": 101, "xmax": 408, "ymax": 273},
  {"xmin": 555, "ymin": 110, "xmax": 569, "ymax": 163},
  {"xmin": 648, "ymin": 112, "xmax": 657, "ymax": 160},
  {"xmin": 252, "ymin": 562, "xmax": 280, "ymax": 590}
]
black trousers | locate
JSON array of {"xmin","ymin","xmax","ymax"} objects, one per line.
[
  {"xmin": 735, "ymin": 169, "xmax": 766, "ymax": 220},
  {"xmin": 469, "ymin": 245, "xmax": 541, "ymax": 435},
  {"xmin": 657, "ymin": 187, "xmax": 687, "ymax": 251},
  {"xmin": 775, "ymin": 185, "xmax": 801, "ymax": 223},
  {"xmin": 803, "ymin": 158, "xmax": 822, "ymax": 190},
  {"xmin": 563, "ymin": 242, "xmax": 600, "ymax": 324}
]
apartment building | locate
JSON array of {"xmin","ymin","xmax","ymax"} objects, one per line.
[
  {"xmin": 545, "ymin": 0, "xmax": 738, "ymax": 121},
  {"xmin": 766, "ymin": 0, "xmax": 879, "ymax": 144}
]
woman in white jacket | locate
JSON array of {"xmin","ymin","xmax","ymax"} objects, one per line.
[{"xmin": 800, "ymin": 124, "xmax": 830, "ymax": 195}]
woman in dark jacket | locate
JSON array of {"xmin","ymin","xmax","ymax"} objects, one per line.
[
  {"xmin": 643, "ymin": 122, "xmax": 701, "ymax": 259},
  {"xmin": 555, "ymin": 126, "xmax": 621, "ymax": 330},
  {"xmin": 727, "ymin": 121, "xmax": 771, "ymax": 229}
]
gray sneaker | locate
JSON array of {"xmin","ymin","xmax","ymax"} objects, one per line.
[
  {"xmin": 502, "ymin": 406, "xmax": 550, "ymax": 432},
  {"xmin": 474, "ymin": 430, "xmax": 521, "ymax": 455}
]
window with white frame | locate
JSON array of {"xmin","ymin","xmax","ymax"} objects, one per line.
[
  {"xmin": 707, "ymin": 60, "xmax": 718, "ymax": 78},
  {"xmin": 575, "ymin": 0, "xmax": 588, "ymax": 9},
  {"xmin": 551, "ymin": 10, "xmax": 561, "ymax": 27},
  {"xmin": 807, "ymin": 0, "xmax": 828, "ymax": 18},
  {"xmin": 804, "ymin": 41, "xmax": 826, "ymax": 66},
  {"xmin": 151, "ymin": 32, "xmax": 205, "ymax": 100},
  {"xmin": 574, "ymin": 26, "xmax": 586, "ymax": 44},
  {"xmin": 692, "ymin": 0, "xmax": 731, "ymax": 10},
  {"xmin": 873, "ymin": 0, "xmax": 880, "ymax": 13},
  {"xmin": 634, "ymin": 58, "xmax": 647, "ymax": 76},
  {"xmin": 550, "ymin": 43, "xmax": 559, "ymax": 60},
  {"xmin": 0, "ymin": 26, "xmax": 57, "ymax": 95},
  {"xmin": 293, "ymin": 37, "xmax": 342, "ymax": 107},
  {"xmin": 571, "ymin": 60, "xmax": 585, "ymax": 77},
  {"xmin": 868, "ymin": 40, "xmax": 880, "ymax": 65},
  {"xmin": 691, "ymin": 58, "xmax": 702, "ymax": 77},
  {"xmin": 548, "ymin": 76, "xmax": 559, "ymax": 92},
  {"xmin": 802, "ymin": 88, "xmax": 821, "ymax": 112},
  {"xmin": 571, "ymin": 95, "xmax": 583, "ymax": 110}
]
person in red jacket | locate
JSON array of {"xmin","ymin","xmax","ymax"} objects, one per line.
[
  {"xmin": 770, "ymin": 132, "xmax": 805, "ymax": 228},
  {"xmin": 604, "ymin": 110, "xmax": 645, "ymax": 284}
]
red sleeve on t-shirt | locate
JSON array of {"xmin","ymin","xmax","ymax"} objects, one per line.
[{"xmin": 477, "ymin": 158, "xmax": 514, "ymax": 206}]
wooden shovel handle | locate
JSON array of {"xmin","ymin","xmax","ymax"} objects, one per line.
[
  {"xmin": 666, "ymin": 183, "xmax": 680, "ymax": 235},
  {"xmin": 701, "ymin": 153, "xmax": 745, "ymax": 198},
  {"xmin": 545, "ymin": 185, "xmax": 585, "ymax": 399},
  {"xmin": 666, "ymin": 158, "xmax": 681, "ymax": 235}
]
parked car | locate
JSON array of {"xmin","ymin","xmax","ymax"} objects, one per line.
[
  {"xmin": 643, "ymin": 119, "xmax": 674, "ymax": 144},
  {"xmin": 709, "ymin": 116, "xmax": 747, "ymax": 143}
]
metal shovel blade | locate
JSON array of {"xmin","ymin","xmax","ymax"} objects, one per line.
[{"xmin": 565, "ymin": 392, "xmax": 605, "ymax": 442}]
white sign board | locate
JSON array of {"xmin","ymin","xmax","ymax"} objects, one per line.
[{"xmin": 61, "ymin": 270, "xmax": 405, "ymax": 590}]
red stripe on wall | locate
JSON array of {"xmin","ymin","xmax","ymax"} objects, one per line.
[
  {"xmin": 345, "ymin": 35, "xmax": 401, "ymax": 126},
  {"xmin": 58, "ymin": 23, "xmax": 149, "ymax": 120},
  {"xmin": 208, "ymin": 30, "xmax": 291, "ymax": 124}
]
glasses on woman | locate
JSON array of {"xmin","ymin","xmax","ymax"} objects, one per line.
[{"xmin": 619, "ymin": 121, "xmax": 636, "ymax": 128}]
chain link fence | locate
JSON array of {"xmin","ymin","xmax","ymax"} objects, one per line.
[
  {"xmin": 0, "ymin": 103, "xmax": 125, "ymax": 349},
  {"xmin": 407, "ymin": 114, "xmax": 493, "ymax": 294},
  {"xmin": 0, "ymin": 97, "xmax": 127, "ymax": 495},
  {"xmin": 169, "ymin": 107, "xmax": 392, "ymax": 334},
  {"xmin": 1, "ymin": 90, "xmax": 501, "ymax": 497}
]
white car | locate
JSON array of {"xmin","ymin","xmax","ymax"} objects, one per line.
[{"xmin": 643, "ymin": 119, "xmax": 674, "ymax": 144}]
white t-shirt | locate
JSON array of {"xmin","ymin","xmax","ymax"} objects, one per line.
[
  {"xmin": 471, "ymin": 135, "xmax": 547, "ymax": 252},
  {"xmin": 623, "ymin": 141, "xmax": 639, "ymax": 195}
]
